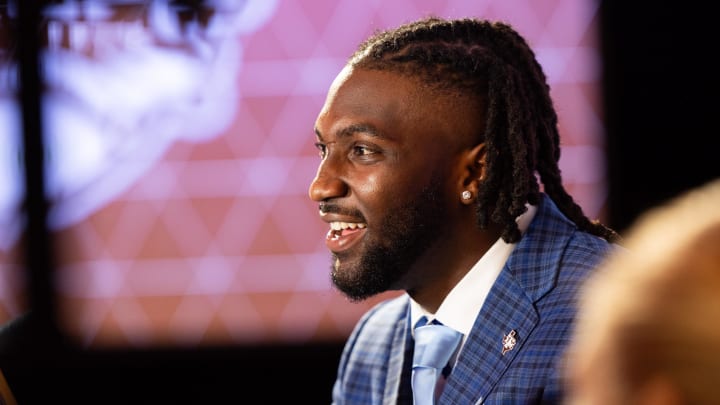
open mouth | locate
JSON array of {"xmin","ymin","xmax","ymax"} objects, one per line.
[
  {"xmin": 325, "ymin": 221, "xmax": 367, "ymax": 252},
  {"xmin": 329, "ymin": 221, "xmax": 366, "ymax": 236}
]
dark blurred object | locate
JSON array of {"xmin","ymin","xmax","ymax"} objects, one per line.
[
  {"xmin": 0, "ymin": 311, "xmax": 341, "ymax": 404},
  {"xmin": 601, "ymin": 0, "xmax": 720, "ymax": 233}
]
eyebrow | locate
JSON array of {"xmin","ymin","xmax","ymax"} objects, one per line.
[{"xmin": 315, "ymin": 123, "xmax": 382, "ymax": 141}]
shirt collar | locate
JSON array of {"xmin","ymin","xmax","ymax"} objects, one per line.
[{"xmin": 410, "ymin": 204, "xmax": 537, "ymax": 338}]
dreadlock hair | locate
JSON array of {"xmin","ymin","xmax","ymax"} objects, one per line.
[{"xmin": 348, "ymin": 16, "xmax": 620, "ymax": 244}]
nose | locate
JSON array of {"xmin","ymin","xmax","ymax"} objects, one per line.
[{"xmin": 308, "ymin": 159, "xmax": 348, "ymax": 202}]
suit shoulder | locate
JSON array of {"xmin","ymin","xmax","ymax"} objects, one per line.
[
  {"xmin": 352, "ymin": 294, "xmax": 408, "ymax": 334},
  {"xmin": 563, "ymin": 230, "xmax": 617, "ymax": 267}
]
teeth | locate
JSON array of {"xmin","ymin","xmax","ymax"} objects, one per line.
[{"xmin": 330, "ymin": 222, "xmax": 367, "ymax": 231}]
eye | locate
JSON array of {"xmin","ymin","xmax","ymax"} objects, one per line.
[
  {"xmin": 314, "ymin": 142, "xmax": 327, "ymax": 159},
  {"xmin": 352, "ymin": 145, "xmax": 375, "ymax": 157}
]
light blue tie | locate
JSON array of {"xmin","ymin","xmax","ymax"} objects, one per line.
[{"xmin": 411, "ymin": 317, "xmax": 463, "ymax": 405}]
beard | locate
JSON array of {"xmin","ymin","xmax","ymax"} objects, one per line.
[{"xmin": 330, "ymin": 176, "xmax": 447, "ymax": 301}]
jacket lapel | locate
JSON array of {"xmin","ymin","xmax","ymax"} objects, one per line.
[
  {"xmin": 440, "ymin": 270, "xmax": 539, "ymax": 404},
  {"xmin": 382, "ymin": 298, "xmax": 413, "ymax": 405},
  {"xmin": 440, "ymin": 195, "xmax": 575, "ymax": 403}
]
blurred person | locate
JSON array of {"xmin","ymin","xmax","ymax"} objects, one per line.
[
  {"xmin": 0, "ymin": 0, "xmax": 276, "ymax": 247},
  {"xmin": 0, "ymin": 1, "xmax": 275, "ymax": 402},
  {"xmin": 565, "ymin": 178, "xmax": 720, "ymax": 405},
  {"xmin": 308, "ymin": 16, "xmax": 620, "ymax": 404}
]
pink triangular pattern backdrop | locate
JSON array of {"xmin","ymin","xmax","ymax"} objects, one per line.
[{"xmin": 0, "ymin": 0, "xmax": 607, "ymax": 348}]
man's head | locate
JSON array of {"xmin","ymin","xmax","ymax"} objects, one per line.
[
  {"xmin": 309, "ymin": 16, "xmax": 618, "ymax": 301},
  {"xmin": 347, "ymin": 17, "xmax": 618, "ymax": 244},
  {"xmin": 565, "ymin": 179, "xmax": 720, "ymax": 405},
  {"xmin": 309, "ymin": 64, "xmax": 482, "ymax": 300}
]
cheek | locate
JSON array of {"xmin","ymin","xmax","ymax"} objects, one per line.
[
  {"xmin": 350, "ymin": 170, "xmax": 419, "ymax": 218},
  {"xmin": 349, "ymin": 156, "xmax": 454, "ymax": 213},
  {"xmin": 353, "ymin": 172, "xmax": 400, "ymax": 214},
  {"xmin": 368, "ymin": 170, "xmax": 431, "ymax": 197}
]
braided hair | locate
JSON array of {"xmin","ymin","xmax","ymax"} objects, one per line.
[{"xmin": 349, "ymin": 16, "xmax": 619, "ymax": 244}]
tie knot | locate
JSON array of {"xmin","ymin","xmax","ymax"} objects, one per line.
[
  {"xmin": 411, "ymin": 317, "xmax": 462, "ymax": 404},
  {"xmin": 414, "ymin": 316, "xmax": 431, "ymax": 329},
  {"xmin": 413, "ymin": 319, "xmax": 462, "ymax": 370}
]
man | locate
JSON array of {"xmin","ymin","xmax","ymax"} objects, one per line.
[
  {"xmin": 308, "ymin": 16, "xmax": 619, "ymax": 404},
  {"xmin": 564, "ymin": 178, "xmax": 720, "ymax": 405}
]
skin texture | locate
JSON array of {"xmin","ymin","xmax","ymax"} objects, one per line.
[{"xmin": 308, "ymin": 65, "xmax": 502, "ymax": 312}]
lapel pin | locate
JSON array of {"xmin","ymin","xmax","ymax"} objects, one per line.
[{"xmin": 502, "ymin": 329, "xmax": 517, "ymax": 355}]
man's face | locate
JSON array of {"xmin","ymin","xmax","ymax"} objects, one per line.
[{"xmin": 308, "ymin": 66, "xmax": 475, "ymax": 301}]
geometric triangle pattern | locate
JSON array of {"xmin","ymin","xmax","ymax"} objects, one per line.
[{"xmin": 0, "ymin": 0, "xmax": 607, "ymax": 348}]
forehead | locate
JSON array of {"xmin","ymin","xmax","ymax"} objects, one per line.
[
  {"xmin": 318, "ymin": 66, "xmax": 420, "ymax": 127},
  {"xmin": 316, "ymin": 66, "xmax": 479, "ymax": 142}
]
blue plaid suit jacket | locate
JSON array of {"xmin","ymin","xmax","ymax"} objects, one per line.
[{"xmin": 331, "ymin": 195, "xmax": 616, "ymax": 404}]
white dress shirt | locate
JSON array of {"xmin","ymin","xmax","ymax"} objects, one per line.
[{"xmin": 409, "ymin": 204, "xmax": 537, "ymax": 357}]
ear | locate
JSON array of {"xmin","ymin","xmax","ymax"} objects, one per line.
[{"xmin": 457, "ymin": 142, "xmax": 487, "ymax": 205}]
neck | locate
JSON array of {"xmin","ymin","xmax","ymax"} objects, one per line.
[{"xmin": 405, "ymin": 222, "xmax": 504, "ymax": 313}]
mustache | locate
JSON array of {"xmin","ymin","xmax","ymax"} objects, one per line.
[{"xmin": 318, "ymin": 202, "xmax": 365, "ymax": 221}]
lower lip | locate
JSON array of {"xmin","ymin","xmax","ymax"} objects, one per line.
[{"xmin": 325, "ymin": 227, "xmax": 366, "ymax": 253}]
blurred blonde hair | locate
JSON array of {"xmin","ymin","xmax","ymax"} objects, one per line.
[{"xmin": 572, "ymin": 178, "xmax": 720, "ymax": 403}]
